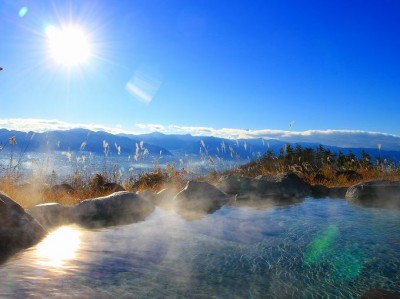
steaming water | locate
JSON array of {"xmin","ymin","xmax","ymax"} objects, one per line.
[
  {"xmin": 0, "ymin": 151, "xmax": 239, "ymax": 181},
  {"xmin": 1, "ymin": 198, "xmax": 400, "ymax": 298}
]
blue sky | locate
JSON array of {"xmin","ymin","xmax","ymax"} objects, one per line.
[{"xmin": 1, "ymin": 0, "xmax": 400, "ymax": 136}]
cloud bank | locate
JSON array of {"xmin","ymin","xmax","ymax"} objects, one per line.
[
  {"xmin": 1, "ymin": 118, "xmax": 400, "ymax": 151},
  {"xmin": 0, "ymin": 118, "xmax": 136, "ymax": 135},
  {"xmin": 136, "ymin": 123, "xmax": 400, "ymax": 150}
]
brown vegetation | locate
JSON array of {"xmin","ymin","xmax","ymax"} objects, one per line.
[
  {"xmin": 230, "ymin": 145, "xmax": 400, "ymax": 186},
  {"xmin": 1, "ymin": 142, "xmax": 399, "ymax": 208}
]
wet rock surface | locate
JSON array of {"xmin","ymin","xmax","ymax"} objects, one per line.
[
  {"xmin": 28, "ymin": 192, "xmax": 156, "ymax": 229},
  {"xmin": 215, "ymin": 175, "xmax": 254, "ymax": 195},
  {"xmin": 328, "ymin": 186, "xmax": 348, "ymax": 198},
  {"xmin": 72, "ymin": 191, "xmax": 155, "ymax": 228},
  {"xmin": 216, "ymin": 172, "xmax": 311, "ymax": 200},
  {"xmin": 346, "ymin": 180, "xmax": 400, "ymax": 209},
  {"xmin": 0, "ymin": 192, "xmax": 46, "ymax": 263},
  {"xmin": 254, "ymin": 172, "xmax": 311, "ymax": 199},
  {"xmin": 311, "ymin": 185, "xmax": 348, "ymax": 198},
  {"xmin": 174, "ymin": 180, "xmax": 229, "ymax": 219}
]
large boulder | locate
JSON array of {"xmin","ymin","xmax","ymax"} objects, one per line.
[
  {"xmin": 216, "ymin": 172, "xmax": 311, "ymax": 200},
  {"xmin": 28, "ymin": 203, "xmax": 73, "ymax": 229},
  {"xmin": 311, "ymin": 184, "xmax": 330, "ymax": 198},
  {"xmin": 328, "ymin": 186, "xmax": 348, "ymax": 198},
  {"xmin": 311, "ymin": 185, "xmax": 348, "ymax": 199},
  {"xmin": 139, "ymin": 188, "xmax": 177, "ymax": 210},
  {"xmin": 174, "ymin": 181, "xmax": 229, "ymax": 219},
  {"xmin": 215, "ymin": 175, "xmax": 254, "ymax": 195},
  {"xmin": 72, "ymin": 191, "xmax": 155, "ymax": 228},
  {"xmin": 346, "ymin": 180, "xmax": 400, "ymax": 208},
  {"xmin": 0, "ymin": 192, "xmax": 46, "ymax": 263},
  {"xmin": 254, "ymin": 172, "xmax": 311, "ymax": 199}
]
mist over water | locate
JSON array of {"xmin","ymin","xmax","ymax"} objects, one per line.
[
  {"xmin": 1, "ymin": 198, "xmax": 400, "ymax": 298},
  {"xmin": 0, "ymin": 150, "xmax": 240, "ymax": 183}
]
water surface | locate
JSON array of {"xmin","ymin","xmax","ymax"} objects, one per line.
[{"xmin": 1, "ymin": 198, "xmax": 400, "ymax": 298}]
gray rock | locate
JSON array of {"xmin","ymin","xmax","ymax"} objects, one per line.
[
  {"xmin": 72, "ymin": 191, "xmax": 155, "ymax": 228},
  {"xmin": 0, "ymin": 192, "xmax": 46, "ymax": 263},
  {"xmin": 311, "ymin": 184, "xmax": 330, "ymax": 198},
  {"xmin": 253, "ymin": 172, "xmax": 311, "ymax": 199},
  {"xmin": 346, "ymin": 180, "xmax": 400, "ymax": 208},
  {"xmin": 311, "ymin": 185, "xmax": 348, "ymax": 199},
  {"xmin": 136, "ymin": 188, "xmax": 177, "ymax": 210},
  {"xmin": 28, "ymin": 203, "xmax": 73, "ymax": 229},
  {"xmin": 215, "ymin": 175, "xmax": 254, "ymax": 195},
  {"xmin": 328, "ymin": 186, "xmax": 348, "ymax": 198},
  {"xmin": 136, "ymin": 189, "xmax": 156, "ymax": 202},
  {"xmin": 216, "ymin": 172, "xmax": 311, "ymax": 200},
  {"xmin": 153, "ymin": 188, "xmax": 177, "ymax": 209},
  {"xmin": 174, "ymin": 181, "xmax": 229, "ymax": 219}
]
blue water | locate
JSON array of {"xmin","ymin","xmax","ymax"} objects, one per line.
[{"xmin": 1, "ymin": 198, "xmax": 400, "ymax": 298}]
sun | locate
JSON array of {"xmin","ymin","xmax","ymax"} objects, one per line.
[{"xmin": 45, "ymin": 25, "xmax": 91, "ymax": 66}]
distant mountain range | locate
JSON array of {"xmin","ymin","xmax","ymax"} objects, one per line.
[
  {"xmin": 1, "ymin": 128, "xmax": 400, "ymax": 163},
  {"xmin": 0, "ymin": 128, "xmax": 171, "ymax": 157}
]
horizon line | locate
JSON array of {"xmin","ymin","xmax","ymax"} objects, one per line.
[{"xmin": 1, "ymin": 118, "xmax": 399, "ymax": 138}]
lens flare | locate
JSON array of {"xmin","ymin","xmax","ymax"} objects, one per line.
[
  {"xmin": 18, "ymin": 7, "xmax": 28, "ymax": 18},
  {"xmin": 330, "ymin": 247, "xmax": 363, "ymax": 281},
  {"xmin": 126, "ymin": 66, "xmax": 162, "ymax": 103},
  {"xmin": 304, "ymin": 225, "xmax": 339, "ymax": 265}
]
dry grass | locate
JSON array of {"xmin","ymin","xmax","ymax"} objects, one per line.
[
  {"xmin": 0, "ymin": 167, "xmax": 188, "ymax": 208},
  {"xmin": 228, "ymin": 156, "xmax": 400, "ymax": 188},
  {"xmin": 2, "ymin": 164, "xmax": 400, "ymax": 209},
  {"xmin": 1, "ymin": 142, "xmax": 400, "ymax": 208}
]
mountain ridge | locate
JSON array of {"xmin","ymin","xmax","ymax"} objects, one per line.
[{"xmin": 1, "ymin": 128, "xmax": 399, "ymax": 163}]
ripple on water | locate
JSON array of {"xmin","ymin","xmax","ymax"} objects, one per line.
[{"xmin": 1, "ymin": 199, "xmax": 400, "ymax": 298}]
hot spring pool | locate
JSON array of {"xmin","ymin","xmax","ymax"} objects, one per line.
[{"xmin": 1, "ymin": 198, "xmax": 400, "ymax": 298}]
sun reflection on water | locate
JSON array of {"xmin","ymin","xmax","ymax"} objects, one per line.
[{"xmin": 36, "ymin": 226, "xmax": 81, "ymax": 269}]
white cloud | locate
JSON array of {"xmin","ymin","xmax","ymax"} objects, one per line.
[
  {"xmin": 0, "ymin": 118, "xmax": 138, "ymax": 135},
  {"xmin": 135, "ymin": 123, "xmax": 166, "ymax": 132},
  {"xmin": 168, "ymin": 125, "xmax": 216, "ymax": 136},
  {"xmin": 129, "ymin": 123, "xmax": 400, "ymax": 150},
  {"xmin": 1, "ymin": 118, "xmax": 400, "ymax": 150}
]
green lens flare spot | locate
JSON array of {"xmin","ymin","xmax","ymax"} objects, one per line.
[
  {"xmin": 19, "ymin": 7, "xmax": 28, "ymax": 18},
  {"xmin": 330, "ymin": 247, "xmax": 364, "ymax": 281},
  {"xmin": 304, "ymin": 225, "xmax": 339, "ymax": 265}
]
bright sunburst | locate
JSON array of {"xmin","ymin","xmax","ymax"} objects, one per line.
[{"xmin": 45, "ymin": 25, "xmax": 91, "ymax": 66}]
